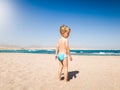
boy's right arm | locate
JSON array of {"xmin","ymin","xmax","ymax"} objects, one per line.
[{"xmin": 55, "ymin": 43, "xmax": 59, "ymax": 60}]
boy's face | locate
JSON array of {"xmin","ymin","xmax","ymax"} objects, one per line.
[{"xmin": 63, "ymin": 30, "xmax": 70, "ymax": 38}]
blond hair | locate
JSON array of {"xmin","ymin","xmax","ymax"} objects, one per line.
[{"xmin": 60, "ymin": 25, "xmax": 70, "ymax": 36}]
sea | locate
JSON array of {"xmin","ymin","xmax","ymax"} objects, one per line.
[{"xmin": 0, "ymin": 49, "xmax": 120, "ymax": 56}]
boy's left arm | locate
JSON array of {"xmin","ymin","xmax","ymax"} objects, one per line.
[{"xmin": 65, "ymin": 39, "xmax": 72, "ymax": 61}]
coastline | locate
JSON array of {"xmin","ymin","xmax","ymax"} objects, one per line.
[
  {"xmin": 0, "ymin": 45, "xmax": 120, "ymax": 50},
  {"xmin": 0, "ymin": 46, "xmax": 120, "ymax": 56}
]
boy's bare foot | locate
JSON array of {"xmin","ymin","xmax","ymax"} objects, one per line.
[
  {"xmin": 58, "ymin": 77, "xmax": 62, "ymax": 81},
  {"xmin": 64, "ymin": 79, "xmax": 69, "ymax": 82}
]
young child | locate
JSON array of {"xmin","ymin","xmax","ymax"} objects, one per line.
[{"xmin": 55, "ymin": 25, "xmax": 72, "ymax": 82}]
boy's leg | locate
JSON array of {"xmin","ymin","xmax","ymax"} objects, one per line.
[
  {"xmin": 63, "ymin": 58, "xmax": 68, "ymax": 81},
  {"xmin": 58, "ymin": 61, "xmax": 63, "ymax": 80}
]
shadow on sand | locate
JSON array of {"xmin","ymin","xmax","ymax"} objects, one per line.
[{"xmin": 61, "ymin": 70, "xmax": 79, "ymax": 81}]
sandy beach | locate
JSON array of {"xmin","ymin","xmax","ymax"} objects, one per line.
[{"xmin": 0, "ymin": 53, "xmax": 120, "ymax": 90}]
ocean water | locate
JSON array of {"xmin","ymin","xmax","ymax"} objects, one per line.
[{"xmin": 0, "ymin": 49, "xmax": 120, "ymax": 56}]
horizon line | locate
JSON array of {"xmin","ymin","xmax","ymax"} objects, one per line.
[{"xmin": 0, "ymin": 45, "xmax": 120, "ymax": 50}]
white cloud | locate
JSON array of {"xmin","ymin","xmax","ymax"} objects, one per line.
[{"xmin": 0, "ymin": 0, "xmax": 15, "ymax": 33}]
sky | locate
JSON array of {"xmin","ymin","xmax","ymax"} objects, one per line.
[{"xmin": 0, "ymin": 0, "xmax": 120, "ymax": 49}]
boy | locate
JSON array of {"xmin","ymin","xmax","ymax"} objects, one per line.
[{"xmin": 55, "ymin": 25, "xmax": 72, "ymax": 82}]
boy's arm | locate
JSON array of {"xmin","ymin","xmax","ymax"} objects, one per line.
[
  {"xmin": 55, "ymin": 43, "xmax": 59, "ymax": 60},
  {"xmin": 56, "ymin": 43, "xmax": 59, "ymax": 56},
  {"xmin": 65, "ymin": 39, "xmax": 72, "ymax": 61}
]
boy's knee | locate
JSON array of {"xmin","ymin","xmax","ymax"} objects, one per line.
[
  {"xmin": 63, "ymin": 63, "xmax": 68, "ymax": 67},
  {"xmin": 63, "ymin": 65, "xmax": 68, "ymax": 68},
  {"xmin": 60, "ymin": 65, "xmax": 63, "ymax": 68}
]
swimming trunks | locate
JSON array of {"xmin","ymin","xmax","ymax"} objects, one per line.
[{"xmin": 57, "ymin": 53, "xmax": 68, "ymax": 61}]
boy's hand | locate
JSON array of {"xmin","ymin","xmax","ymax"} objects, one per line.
[
  {"xmin": 55, "ymin": 55, "xmax": 57, "ymax": 60},
  {"xmin": 69, "ymin": 56, "xmax": 72, "ymax": 61}
]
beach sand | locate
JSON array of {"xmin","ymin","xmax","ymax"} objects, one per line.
[{"xmin": 0, "ymin": 53, "xmax": 120, "ymax": 90}]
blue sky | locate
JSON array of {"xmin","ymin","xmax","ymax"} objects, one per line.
[{"xmin": 0, "ymin": 0, "xmax": 120, "ymax": 49}]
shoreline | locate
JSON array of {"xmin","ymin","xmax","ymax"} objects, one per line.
[{"xmin": 0, "ymin": 47, "xmax": 120, "ymax": 56}]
